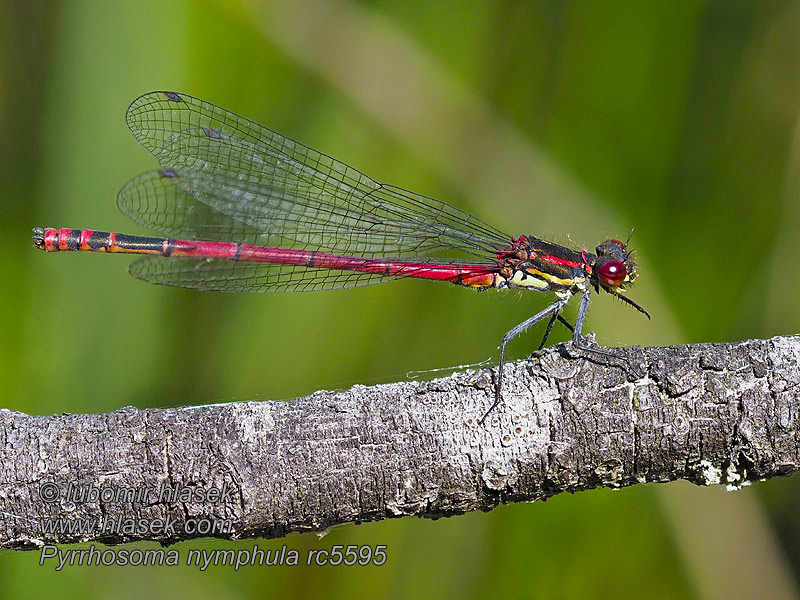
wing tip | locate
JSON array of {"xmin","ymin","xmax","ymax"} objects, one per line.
[{"xmin": 125, "ymin": 90, "xmax": 193, "ymax": 137}]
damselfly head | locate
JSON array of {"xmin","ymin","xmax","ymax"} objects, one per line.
[
  {"xmin": 593, "ymin": 239, "xmax": 638, "ymax": 290},
  {"xmin": 592, "ymin": 239, "xmax": 650, "ymax": 319}
]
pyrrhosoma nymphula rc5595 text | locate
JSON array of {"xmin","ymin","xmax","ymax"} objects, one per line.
[{"xmin": 34, "ymin": 91, "xmax": 650, "ymax": 423}]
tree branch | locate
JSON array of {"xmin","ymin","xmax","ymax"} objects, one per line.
[{"xmin": 3, "ymin": 334, "xmax": 799, "ymax": 550}]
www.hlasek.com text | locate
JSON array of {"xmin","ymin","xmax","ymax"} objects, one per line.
[{"xmin": 41, "ymin": 514, "xmax": 233, "ymax": 537}]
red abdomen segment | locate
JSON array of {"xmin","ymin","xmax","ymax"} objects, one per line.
[{"xmin": 33, "ymin": 228, "xmax": 499, "ymax": 289}]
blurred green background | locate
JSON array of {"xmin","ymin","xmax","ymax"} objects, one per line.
[{"xmin": 3, "ymin": 0, "xmax": 800, "ymax": 597}]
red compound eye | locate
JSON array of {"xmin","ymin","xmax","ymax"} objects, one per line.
[{"xmin": 597, "ymin": 260, "xmax": 627, "ymax": 287}]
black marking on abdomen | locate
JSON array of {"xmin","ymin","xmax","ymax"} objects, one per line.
[
  {"xmin": 87, "ymin": 231, "xmax": 110, "ymax": 251},
  {"xmin": 64, "ymin": 229, "xmax": 81, "ymax": 250},
  {"xmin": 60, "ymin": 229, "xmax": 81, "ymax": 250},
  {"xmin": 308, "ymin": 251, "xmax": 316, "ymax": 268}
]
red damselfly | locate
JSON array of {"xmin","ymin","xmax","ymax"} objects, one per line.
[{"xmin": 34, "ymin": 91, "xmax": 650, "ymax": 422}]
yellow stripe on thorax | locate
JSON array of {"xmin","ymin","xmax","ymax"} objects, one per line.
[{"xmin": 509, "ymin": 267, "xmax": 584, "ymax": 289}]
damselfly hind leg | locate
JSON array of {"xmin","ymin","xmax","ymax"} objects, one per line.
[{"xmin": 479, "ymin": 297, "xmax": 568, "ymax": 425}]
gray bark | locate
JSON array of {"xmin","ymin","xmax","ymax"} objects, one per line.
[{"xmin": 2, "ymin": 334, "xmax": 799, "ymax": 550}]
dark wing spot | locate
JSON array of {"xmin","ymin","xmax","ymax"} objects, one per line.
[
  {"xmin": 159, "ymin": 168, "xmax": 178, "ymax": 178},
  {"xmin": 203, "ymin": 127, "xmax": 221, "ymax": 139},
  {"xmin": 164, "ymin": 92, "xmax": 183, "ymax": 102}
]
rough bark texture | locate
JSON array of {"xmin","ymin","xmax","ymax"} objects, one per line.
[{"xmin": 2, "ymin": 335, "xmax": 799, "ymax": 550}]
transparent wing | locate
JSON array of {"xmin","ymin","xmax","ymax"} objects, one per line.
[
  {"xmin": 122, "ymin": 91, "xmax": 511, "ymax": 260},
  {"xmin": 118, "ymin": 167, "xmax": 505, "ymax": 259},
  {"xmin": 116, "ymin": 170, "xmax": 265, "ymax": 244}
]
